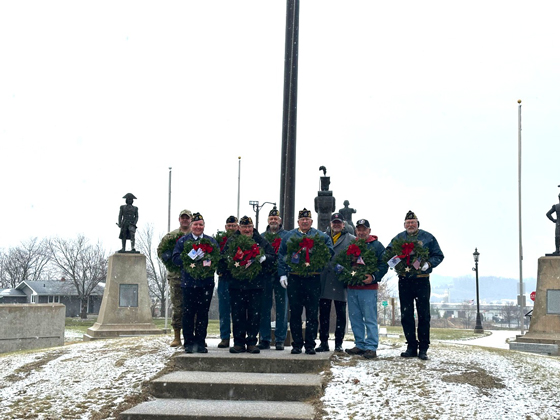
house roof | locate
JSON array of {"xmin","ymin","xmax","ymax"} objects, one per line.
[
  {"xmin": 15, "ymin": 280, "xmax": 105, "ymax": 296},
  {"xmin": 0, "ymin": 288, "xmax": 27, "ymax": 297}
]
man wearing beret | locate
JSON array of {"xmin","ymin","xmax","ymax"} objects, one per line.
[
  {"xmin": 258, "ymin": 207, "xmax": 289, "ymax": 350},
  {"xmin": 172, "ymin": 213, "xmax": 219, "ymax": 354},
  {"xmin": 217, "ymin": 216, "xmax": 239, "ymax": 349},
  {"xmin": 157, "ymin": 209, "xmax": 192, "ymax": 347},
  {"xmin": 385, "ymin": 211, "xmax": 444, "ymax": 360},
  {"xmin": 278, "ymin": 208, "xmax": 334, "ymax": 355},
  {"xmin": 316, "ymin": 212, "xmax": 354, "ymax": 353}
]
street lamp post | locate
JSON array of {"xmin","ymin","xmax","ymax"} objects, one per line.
[
  {"xmin": 249, "ymin": 201, "xmax": 277, "ymax": 231},
  {"xmin": 472, "ymin": 248, "xmax": 484, "ymax": 333}
]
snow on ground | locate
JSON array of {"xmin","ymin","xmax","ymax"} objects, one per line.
[{"xmin": 1, "ymin": 331, "xmax": 559, "ymax": 419}]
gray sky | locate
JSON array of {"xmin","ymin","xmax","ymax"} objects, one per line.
[{"xmin": 1, "ymin": 1, "xmax": 559, "ymax": 283}]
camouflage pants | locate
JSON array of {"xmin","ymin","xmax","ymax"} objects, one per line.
[{"xmin": 168, "ymin": 274, "xmax": 183, "ymax": 330}]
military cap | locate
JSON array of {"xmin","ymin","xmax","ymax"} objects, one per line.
[
  {"xmin": 192, "ymin": 212, "xmax": 204, "ymax": 222},
  {"xmin": 226, "ymin": 215, "xmax": 238, "ymax": 224},
  {"xmin": 356, "ymin": 219, "xmax": 370, "ymax": 228},
  {"xmin": 298, "ymin": 208, "xmax": 312, "ymax": 219},
  {"xmin": 239, "ymin": 216, "xmax": 253, "ymax": 225},
  {"xmin": 405, "ymin": 210, "xmax": 418, "ymax": 220},
  {"xmin": 331, "ymin": 212, "xmax": 344, "ymax": 222},
  {"xmin": 269, "ymin": 206, "xmax": 280, "ymax": 217},
  {"xmin": 123, "ymin": 193, "xmax": 137, "ymax": 200},
  {"xmin": 179, "ymin": 209, "xmax": 192, "ymax": 217}
]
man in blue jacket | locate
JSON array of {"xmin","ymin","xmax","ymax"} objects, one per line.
[
  {"xmin": 172, "ymin": 213, "xmax": 219, "ymax": 354},
  {"xmin": 278, "ymin": 208, "xmax": 334, "ymax": 355},
  {"xmin": 385, "ymin": 210, "xmax": 444, "ymax": 360}
]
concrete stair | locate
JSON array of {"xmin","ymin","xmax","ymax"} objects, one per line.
[{"xmin": 119, "ymin": 347, "xmax": 331, "ymax": 420}]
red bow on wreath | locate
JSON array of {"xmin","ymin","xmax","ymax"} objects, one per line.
[
  {"xmin": 234, "ymin": 244, "xmax": 260, "ymax": 266},
  {"xmin": 397, "ymin": 242, "xmax": 415, "ymax": 265},
  {"xmin": 297, "ymin": 237, "xmax": 315, "ymax": 264},
  {"xmin": 271, "ymin": 237, "xmax": 282, "ymax": 254},
  {"xmin": 219, "ymin": 236, "xmax": 228, "ymax": 251},
  {"xmin": 193, "ymin": 243, "xmax": 214, "ymax": 254},
  {"xmin": 346, "ymin": 244, "xmax": 361, "ymax": 257}
]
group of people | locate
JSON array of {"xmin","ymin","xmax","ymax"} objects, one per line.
[{"xmin": 158, "ymin": 207, "xmax": 444, "ymax": 360}]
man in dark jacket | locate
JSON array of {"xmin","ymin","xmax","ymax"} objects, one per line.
[
  {"xmin": 385, "ymin": 210, "xmax": 444, "ymax": 360},
  {"xmin": 258, "ymin": 207, "xmax": 289, "ymax": 350},
  {"xmin": 278, "ymin": 208, "xmax": 334, "ymax": 355},
  {"xmin": 224, "ymin": 216, "xmax": 276, "ymax": 354},
  {"xmin": 172, "ymin": 213, "xmax": 218, "ymax": 354},
  {"xmin": 345, "ymin": 219, "xmax": 388, "ymax": 359},
  {"xmin": 316, "ymin": 213, "xmax": 355, "ymax": 353}
]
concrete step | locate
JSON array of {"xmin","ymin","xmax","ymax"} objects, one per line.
[
  {"xmin": 119, "ymin": 399, "xmax": 315, "ymax": 420},
  {"xmin": 152, "ymin": 371, "xmax": 322, "ymax": 401},
  {"xmin": 172, "ymin": 349, "xmax": 331, "ymax": 373}
]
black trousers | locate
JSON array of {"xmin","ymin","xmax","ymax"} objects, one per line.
[
  {"xmin": 182, "ymin": 284, "xmax": 214, "ymax": 346},
  {"xmin": 229, "ymin": 288, "xmax": 263, "ymax": 347},
  {"xmin": 398, "ymin": 277, "xmax": 431, "ymax": 350},
  {"xmin": 318, "ymin": 298, "xmax": 346, "ymax": 346},
  {"xmin": 287, "ymin": 274, "xmax": 321, "ymax": 350}
]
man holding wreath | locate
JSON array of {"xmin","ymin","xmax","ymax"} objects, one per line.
[
  {"xmin": 278, "ymin": 208, "xmax": 334, "ymax": 355},
  {"xmin": 385, "ymin": 210, "xmax": 444, "ymax": 360}
]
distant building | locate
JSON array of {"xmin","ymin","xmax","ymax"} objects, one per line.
[{"xmin": 0, "ymin": 279, "xmax": 104, "ymax": 317}]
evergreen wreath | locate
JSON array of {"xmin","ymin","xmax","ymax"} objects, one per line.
[
  {"xmin": 181, "ymin": 238, "xmax": 220, "ymax": 280},
  {"xmin": 334, "ymin": 239, "xmax": 379, "ymax": 286},
  {"xmin": 214, "ymin": 230, "xmax": 235, "ymax": 276},
  {"xmin": 263, "ymin": 231, "xmax": 282, "ymax": 275},
  {"xmin": 158, "ymin": 232, "xmax": 184, "ymax": 274},
  {"xmin": 286, "ymin": 234, "xmax": 330, "ymax": 277},
  {"xmin": 383, "ymin": 237, "xmax": 429, "ymax": 277},
  {"xmin": 225, "ymin": 234, "xmax": 265, "ymax": 280}
]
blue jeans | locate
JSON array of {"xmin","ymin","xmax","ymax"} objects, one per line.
[
  {"xmin": 259, "ymin": 277, "xmax": 288, "ymax": 343},
  {"xmin": 347, "ymin": 288, "xmax": 378, "ymax": 351},
  {"xmin": 218, "ymin": 279, "xmax": 231, "ymax": 339}
]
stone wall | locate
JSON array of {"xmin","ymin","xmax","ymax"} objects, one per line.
[{"xmin": 0, "ymin": 304, "xmax": 65, "ymax": 353}]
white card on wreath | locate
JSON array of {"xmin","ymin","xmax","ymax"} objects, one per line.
[
  {"xmin": 387, "ymin": 256, "xmax": 401, "ymax": 268},
  {"xmin": 188, "ymin": 249, "xmax": 198, "ymax": 260}
]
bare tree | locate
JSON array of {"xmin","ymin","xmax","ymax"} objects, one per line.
[
  {"xmin": 47, "ymin": 235, "xmax": 107, "ymax": 319},
  {"xmin": 500, "ymin": 302, "xmax": 518, "ymax": 328},
  {"xmin": 0, "ymin": 237, "xmax": 52, "ymax": 288},
  {"xmin": 136, "ymin": 224, "xmax": 167, "ymax": 316}
]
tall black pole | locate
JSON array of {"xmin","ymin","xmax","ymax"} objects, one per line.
[
  {"xmin": 473, "ymin": 248, "xmax": 484, "ymax": 333},
  {"xmin": 279, "ymin": 0, "xmax": 299, "ymax": 230}
]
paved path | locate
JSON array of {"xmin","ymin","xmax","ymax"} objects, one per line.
[{"xmin": 445, "ymin": 330, "xmax": 521, "ymax": 350}]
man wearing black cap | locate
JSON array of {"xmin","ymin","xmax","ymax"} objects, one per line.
[
  {"xmin": 316, "ymin": 212, "xmax": 355, "ymax": 353},
  {"xmin": 278, "ymin": 208, "xmax": 334, "ymax": 355},
  {"xmin": 217, "ymin": 216, "xmax": 239, "ymax": 348},
  {"xmin": 172, "ymin": 213, "xmax": 219, "ymax": 354},
  {"xmin": 157, "ymin": 209, "xmax": 192, "ymax": 347},
  {"xmin": 345, "ymin": 219, "xmax": 388, "ymax": 359},
  {"xmin": 223, "ymin": 216, "xmax": 275, "ymax": 354},
  {"xmin": 258, "ymin": 207, "xmax": 289, "ymax": 350},
  {"xmin": 385, "ymin": 211, "xmax": 444, "ymax": 360}
]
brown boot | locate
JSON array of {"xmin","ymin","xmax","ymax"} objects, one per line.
[
  {"xmin": 170, "ymin": 328, "xmax": 182, "ymax": 347},
  {"xmin": 218, "ymin": 339, "xmax": 230, "ymax": 348}
]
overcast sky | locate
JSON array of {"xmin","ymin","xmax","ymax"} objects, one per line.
[{"xmin": 2, "ymin": 1, "xmax": 559, "ymax": 284}]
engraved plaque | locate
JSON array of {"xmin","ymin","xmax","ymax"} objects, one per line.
[
  {"xmin": 547, "ymin": 289, "xmax": 560, "ymax": 314},
  {"xmin": 119, "ymin": 284, "xmax": 138, "ymax": 307}
]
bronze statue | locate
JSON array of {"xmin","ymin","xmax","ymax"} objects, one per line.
[
  {"xmin": 339, "ymin": 200, "xmax": 356, "ymax": 233},
  {"xmin": 546, "ymin": 193, "xmax": 560, "ymax": 256},
  {"xmin": 315, "ymin": 166, "xmax": 335, "ymax": 232},
  {"xmin": 117, "ymin": 193, "xmax": 139, "ymax": 253}
]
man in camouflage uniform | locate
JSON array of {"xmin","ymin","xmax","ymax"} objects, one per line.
[{"xmin": 158, "ymin": 209, "xmax": 192, "ymax": 347}]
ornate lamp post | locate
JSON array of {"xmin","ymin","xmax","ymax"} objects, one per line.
[
  {"xmin": 472, "ymin": 248, "xmax": 484, "ymax": 333},
  {"xmin": 249, "ymin": 201, "xmax": 277, "ymax": 231}
]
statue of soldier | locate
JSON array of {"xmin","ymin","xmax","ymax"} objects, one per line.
[
  {"xmin": 546, "ymin": 193, "xmax": 560, "ymax": 256},
  {"xmin": 339, "ymin": 200, "xmax": 356, "ymax": 234},
  {"xmin": 118, "ymin": 193, "xmax": 139, "ymax": 253}
]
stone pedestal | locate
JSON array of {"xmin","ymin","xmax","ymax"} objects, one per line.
[
  {"xmin": 510, "ymin": 256, "xmax": 560, "ymax": 355},
  {"xmin": 84, "ymin": 253, "xmax": 162, "ymax": 341}
]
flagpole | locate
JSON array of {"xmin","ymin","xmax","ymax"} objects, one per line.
[
  {"xmin": 237, "ymin": 157, "xmax": 241, "ymax": 219},
  {"xmin": 517, "ymin": 100, "xmax": 524, "ymax": 335},
  {"xmin": 165, "ymin": 167, "xmax": 172, "ymax": 332}
]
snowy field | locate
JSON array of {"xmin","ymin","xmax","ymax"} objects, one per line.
[{"xmin": 1, "ymin": 332, "xmax": 559, "ymax": 419}]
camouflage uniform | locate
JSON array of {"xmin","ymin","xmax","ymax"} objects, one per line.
[{"xmin": 158, "ymin": 228, "xmax": 188, "ymax": 329}]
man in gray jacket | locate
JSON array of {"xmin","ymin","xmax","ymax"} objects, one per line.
[{"xmin": 316, "ymin": 213, "xmax": 355, "ymax": 352}]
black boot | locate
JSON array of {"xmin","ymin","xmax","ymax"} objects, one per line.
[
  {"xmin": 400, "ymin": 346, "xmax": 418, "ymax": 358},
  {"xmin": 315, "ymin": 341, "xmax": 330, "ymax": 352}
]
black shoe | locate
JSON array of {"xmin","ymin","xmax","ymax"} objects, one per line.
[
  {"xmin": 305, "ymin": 347, "xmax": 316, "ymax": 355},
  {"xmin": 334, "ymin": 345, "xmax": 344, "ymax": 352},
  {"xmin": 275, "ymin": 343, "xmax": 285, "ymax": 350},
  {"xmin": 184, "ymin": 344, "xmax": 194, "ymax": 354},
  {"xmin": 291, "ymin": 347, "xmax": 302, "ymax": 354},
  {"xmin": 247, "ymin": 345, "xmax": 261, "ymax": 354},
  {"xmin": 229, "ymin": 345, "xmax": 246, "ymax": 354},
  {"xmin": 196, "ymin": 345, "xmax": 208, "ymax": 353},
  {"xmin": 315, "ymin": 342, "xmax": 330, "ymax": 352},
  {"xmin": 258, "ymin": 341, "xmax": 270, "ymax": 350},
  {"xmin": 418, "ymin": 350, "xmax": 428, "ymax": 360},
  {"xmin": 400, "ymin": 348, "xmax": 418, "ymax": 358},
  {"xmin": 346, "ymin": 346, "xmax": 366, "ymax": 355}
]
